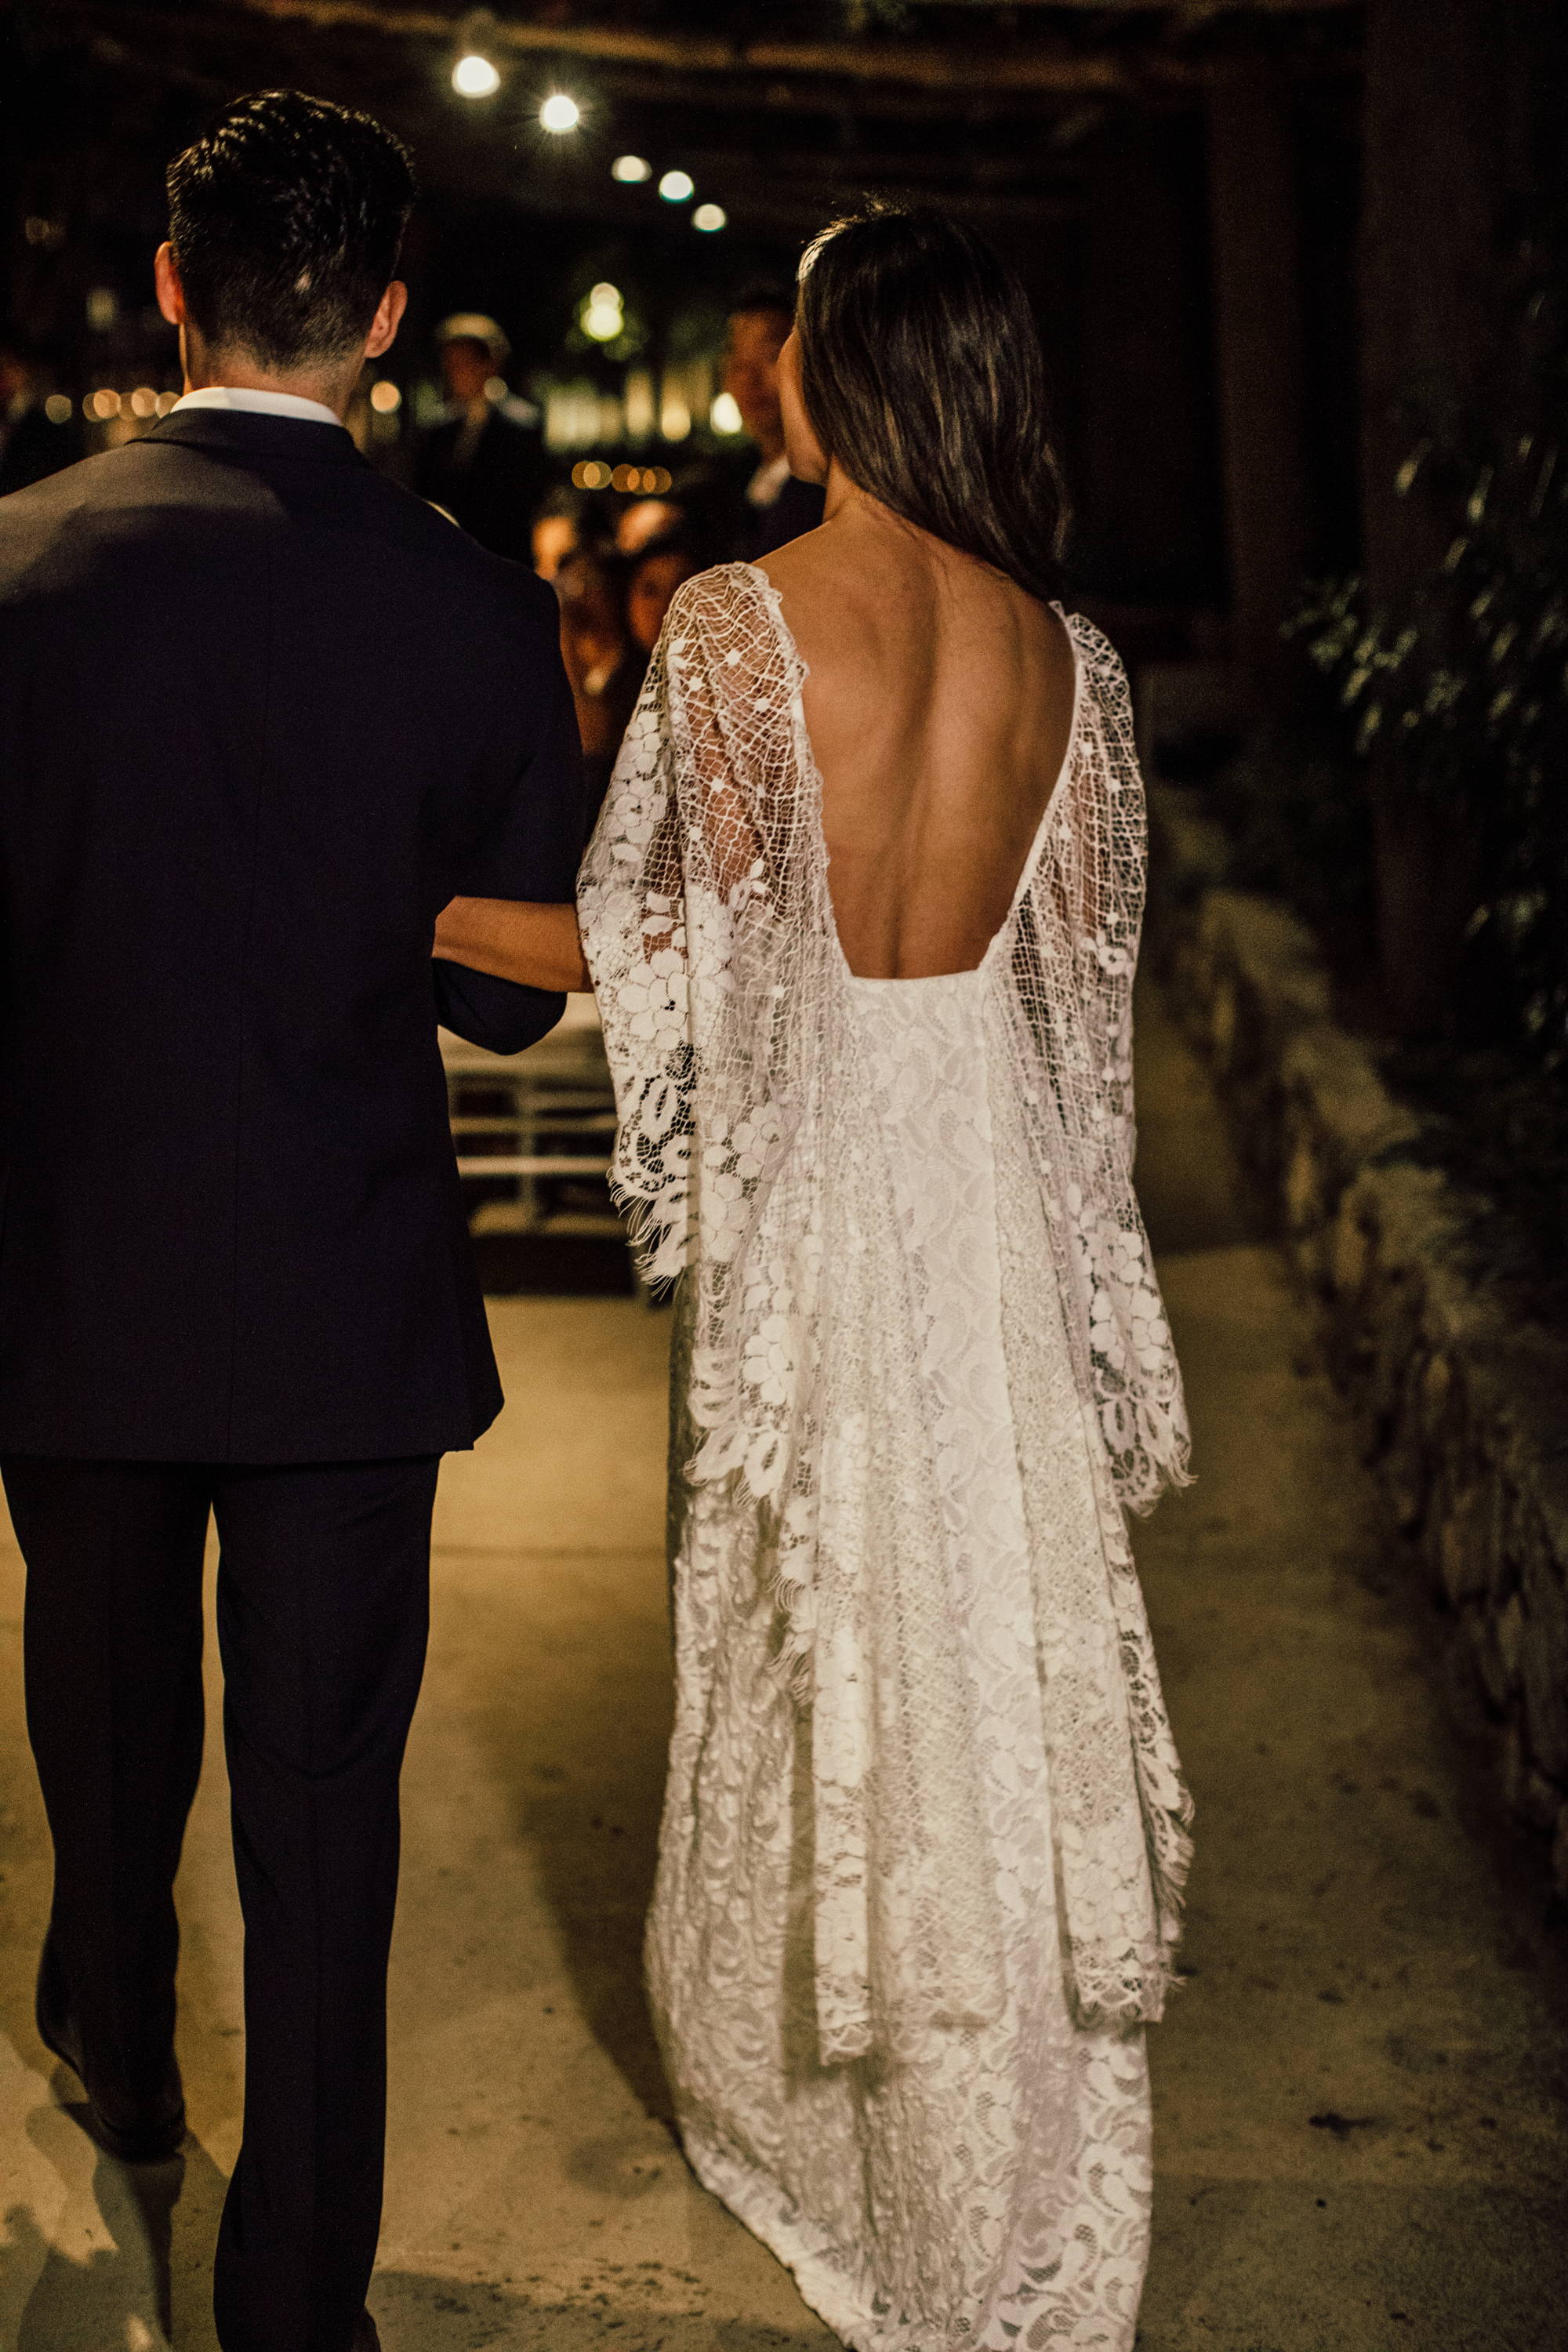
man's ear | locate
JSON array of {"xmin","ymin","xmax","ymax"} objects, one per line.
[
  {"xmin": 154, "ymin": 242, "xmax": 186, "ymax": 328},
  {"xmin": 364, "ymin": 281, "xmax": 408, "ymax": 364}
]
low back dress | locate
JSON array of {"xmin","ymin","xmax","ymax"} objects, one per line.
[{"xmin": 579, "ymin": 562, "xmax": 1193, "ymax": 2352}]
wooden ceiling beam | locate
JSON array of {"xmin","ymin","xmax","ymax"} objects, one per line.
[{"xmin": 180, "ymin": 0, "xmax": 1287, "ymax": 96}]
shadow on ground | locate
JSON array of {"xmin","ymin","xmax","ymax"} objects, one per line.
[{"xmin": 374, "ymin": 2270, "xmax": 832, "ymax": 2351}]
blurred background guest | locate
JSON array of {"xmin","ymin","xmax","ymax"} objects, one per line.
[
  {"xmin": 615, "ymin": 492, "xmax": 689, "ymax": 556},
  {"xmin": 720, "ymin": 285, "xmax": 825, "ymax": 559},
  {"xmin": 414, "ymin": 311, "xmax": 549, "ymax": 561},
  {"xmin": 532, "ymin": 485, "xmax": 593, "ymax": 582},
  {"xmin": 626, "ymin": 530, "xmax": 706, "ymax": 657},
  {"xmin": 0, "ymin": 339, "xmax": 82, "ymax": 496},
  {"xmin": 555, "ymin": 542, "xmax": 642, "ymax": 825}
]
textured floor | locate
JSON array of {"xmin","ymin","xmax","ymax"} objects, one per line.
[{"xmin": 1, "ymin": 982, "xmax": 1565, "ymax": 2350}]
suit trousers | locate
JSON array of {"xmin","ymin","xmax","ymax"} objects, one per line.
[{"xmin": 2, "ymin": 1452, "xmax": 441, "ymax": 2352}]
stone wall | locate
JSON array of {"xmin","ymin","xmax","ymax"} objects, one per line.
[{"xmin": 1149, "ymin": 785, "xmax": 1568, "ymax": 1903}]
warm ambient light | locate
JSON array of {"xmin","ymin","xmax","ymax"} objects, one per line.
[
  {"xmin": 710, "ymin": 391, "xmax": 743, "ymax": 434},
  {"xmin": 45, "ymin": 394, "xmax": 74, "ymax": 424},
  {"xmin": 539, "ymin": 93, "xmax": 581, "ymax": 134},
  {"xmin": 612, "ymin": 154, "xmax": 651, "ymax": 183},
  {"xmin": 369, "ymin": 380, "xmax": 402, "ymax": 414},
  {"xmin": 452, "ymin": 53, "xmax": 501, "ymax": 99},
  {"xmin": 580, "ymin": 281, "xmax": 624, "ymax": 343},
  {"xmin": 658, "ymin": 169, "xmax": 695, "ymax": 203},
  {"xmin": 693, "ymin": 202, "xmax": 727, "ymax": 233}
]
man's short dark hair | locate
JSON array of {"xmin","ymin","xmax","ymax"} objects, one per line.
[{"xmin": 167, "ymin": 89, "xmax": 416, "ymax": 369}]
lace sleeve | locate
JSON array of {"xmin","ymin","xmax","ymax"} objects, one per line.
[
  {"xmin": 577, "ymin": 635, "xmax": 693, "ymax": 1287},
  {"xmin": 1069, "ymin": 625, "xmax": 1145, "ymax": 1176},
  {"xmin": 578, "ymin": 568, "xmax": 789, "ymax": 1288}
]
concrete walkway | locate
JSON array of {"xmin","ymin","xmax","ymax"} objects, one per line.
[{"xmin": 1, "ymin": 985, "xmax": 1564, "ymax": 2350}]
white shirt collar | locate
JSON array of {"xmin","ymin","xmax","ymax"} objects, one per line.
[
  {"xmin": 746, "ymin": 452, "xmax": 792, "ymax": 508},
  {"xmin": 172, "ymin": 386, "xmax": 344, "ymax": 430}
]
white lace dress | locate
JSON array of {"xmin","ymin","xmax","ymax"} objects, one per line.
[{"xmin": 579, "ymin": 565, "xmax": 1191, "ymax": 2352}]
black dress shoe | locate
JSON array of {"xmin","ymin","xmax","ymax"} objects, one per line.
[{"xmin": 35, "ymin": 1940, "xmax": 186, "ymax": 2164}]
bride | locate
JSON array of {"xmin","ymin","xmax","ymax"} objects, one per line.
[{"xmin": 436, "ymin": 203, "xmax": 1192, "ymax": 2352}]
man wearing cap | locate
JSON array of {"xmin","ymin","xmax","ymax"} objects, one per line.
[{"xmin": 413, "ymin": 312, "xmax": 550, "ymax": 561}]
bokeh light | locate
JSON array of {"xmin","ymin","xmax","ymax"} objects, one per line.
[
  {"xmin": 451, "ymin": 53, "xmax": 501, "ymax": 100},
  {"xmin": 693, "ymin": 203, "xmax": 727, "ymax": 233},
  {"xmin": 539, "ymin": 93, "xmax": 581, "ymax": 134},
  {"xmin": 369, "ymin": 380, "xmax": 402, "ymax": 414},
  {"xmin": 580, "ymin": 282, "xmax": 625, "ymax": 343},
  {"xmin": 612, "ymin": 154, "xmax": 651, "ymax": 184},
  {"xmin": 710, "ymin": 391, "xmax": 743, "ymax": 434},
  {"xmin": 659, "ymin": 169, "xmax": 695, "ymax": 204}
]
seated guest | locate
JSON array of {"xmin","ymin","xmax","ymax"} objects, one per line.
[
  {"xmin": 626, "ymin": 530, "xmax": 705, "ymax": 657},
  {"xmin": 720, "ymin": 284, "xmax": 826, "ymax": 559},
  {"xmin": 413, "ymin": 312, "xmax": 548, "ymax": 561},
  {"xmin": 532, "ymin": 485, "xmax": 590, "ymax": 582},
  {"xmin": 615, "ymin": 493, "xmax": 688, "ymax": 556},
  {"xmin": 555, "ymin": 543, "xmax": 644, "ymax": 824}
]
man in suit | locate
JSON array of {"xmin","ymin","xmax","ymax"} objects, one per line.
[
  {"xmin": 720, "ymin": 285, "xmax": 826, "ymax": 560},
  {"xmin": 412, "ymin": 312, "xmax": 550, "ymax": 561},
  {"xmin": 0, "ymin": 91, "xmax": 582, "ymax": 2352}
]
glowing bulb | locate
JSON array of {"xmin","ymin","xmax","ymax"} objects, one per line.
[
  {"xmin": 710, "ymin": 391, "xmax": 743, "ymax": 435},
  {"xmin": 693, "ymin": 203, "xmax": 727, "ymax": 233},
  {"xmin": 658, "ymin": 169, "xmax": 694, "ymax": 204},
  {"xmin": 612, "ymin": 154, "xmax": 651, "ymax": 183},
  {"xmin": 452, "ymin": 53, "xmax": 501, "ymax": 99},
  {"xmin": 45, "ymin": 394, "xmax": 73, "ymax": 424},
  {"xmin": 129, "ymin": 386, "xmax": 158, "ymax": 418},
  {"xmin": 369, "ymin": 379, "xmax": 402, "ymax": 414},
  {"xmin": 539, "ymin": 93, "xmax": 580, "ymax": 134},
  {"xmin": 580, "ymin": 281, "xmax": 624, "ymax": 343}
]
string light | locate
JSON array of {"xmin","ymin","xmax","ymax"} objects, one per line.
[
  {"xmin": 693, "ymin": 202, "xmax": 727, "ymax": 233},
  {"xmin": 539, "ymin": 93, "xmax": 581, "ymax": 134},
  {"xmin": 579, "ymin": 281, "xmax": 624, "ymax": 343},
  {"xmin": 658, "ymin": 169, "xmax": 695, "ymax": 204},
  {"xmin": 369, "ymin": 380, "xmax": 402, "ymax": 414},
  {"xmin": 710, "ymin": 391, "xmax": 743, "ymax": 434},
  {"xmin": 612, "ymin": 154, "xmax": 651, "ymax": 183},
  {"xmin": 452, "ymin": 53, "xmax": 501, "ymax": 98}
]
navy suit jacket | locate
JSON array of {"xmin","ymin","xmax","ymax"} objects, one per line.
[{"xmin": 0, "ymin": 407, "xmax": 583, "ymax": 1460}]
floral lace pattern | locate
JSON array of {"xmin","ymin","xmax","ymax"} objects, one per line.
[
  {"xmin": 579, "ymin": 563, "xmax": 1191, "ymax": 2344},
  {"xmin": 644, "ymin": 968, "xmax": 1155, "ymax": 2349},
  {"xmin": 580, "ymin": 562, "xmax": 1190, "ymax": 2021}
]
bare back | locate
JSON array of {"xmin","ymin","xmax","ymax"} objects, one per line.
[{"xmin": 761, "ymin": 507, "xmax": 1077, "ymax": 980}]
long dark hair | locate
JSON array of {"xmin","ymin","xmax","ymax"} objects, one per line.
[{"xmin": 794, "ymin": 204, "xmax": 1069, "ymax": 602}]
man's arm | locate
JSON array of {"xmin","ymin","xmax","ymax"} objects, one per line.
[{"xmin": 433, "ymin": 579, "xmax": 586, "ymax": 1054}]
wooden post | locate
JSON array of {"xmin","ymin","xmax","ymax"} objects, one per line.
[{"xmin": 1205, "ymin": 64, "xmax": 1308, "ymax": 700}]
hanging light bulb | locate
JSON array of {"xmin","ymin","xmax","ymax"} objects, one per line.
[
  {"xmin": 452, "ymin": 53, "xmax": 501, "ymax": 99},
  {"xmin": 580, "ymin": 281, "xmax": 625, "ymax": 343}
]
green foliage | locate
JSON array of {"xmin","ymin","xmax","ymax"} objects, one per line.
[{"xmin": 1288, "ymin": 414, "xmax": 1568, "ymax": 1073}]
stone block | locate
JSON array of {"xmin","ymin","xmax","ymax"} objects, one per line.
[
  {"xmin": 1518, "ymin": 1530, "xmax": 1568, "ymax": 1784},
  {"xmin": 1503, "ymin": 1720, "xmax": 1563, "ymax": 1836},
  {"xmin": 1436, "ymin": 1480, "xmax": 1492, "ymax": 1607}
]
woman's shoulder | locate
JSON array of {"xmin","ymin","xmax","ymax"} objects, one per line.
[{"xmin": 659, "ymin": 561, "xmax": 792, "ymax": 680}]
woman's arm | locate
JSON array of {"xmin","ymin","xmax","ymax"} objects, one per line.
[{"xmin": 434, "ymin": 897, "xmax": 591, "ymax": 995}]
